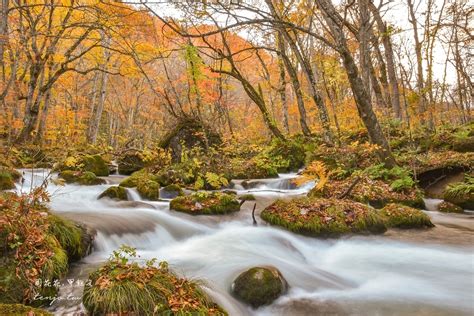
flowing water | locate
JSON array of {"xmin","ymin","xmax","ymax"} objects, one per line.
[{"xmin": 15, "ymin": 169, "xmax": 474, "ymax": 316}]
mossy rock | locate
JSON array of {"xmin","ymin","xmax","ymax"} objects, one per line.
[
  {"xmin": 380, "ymin": 203, "xmax": 434, "ymax": 229},
  {"xmin": 161, "ymin": 184, "xmax": 183, "ymax": 199},
  {"xmin": 159, "ymin": 118, "xmax": 222, "ymax": 162},
  {"xmin": 238, "ymin": 193, "xmax": 256, "ymax": 201},
  {"xmin": 310, "ymin": 176, "xmax": 425, "ymax": 209},
  {"xmin": 0, "ymin": 168, "xmax": 21, "ymax": 190},
  {"xmin": 229, "ymin": 157, "xmax": 279, "ymax": 179},
  {"xmin": 48, "ymin": 215, "xmax": 93, "ymax": 261},
  {"xmin": 117, "ymin": 151, "xmax": 145, "ymax": 175},
  {"xmin": 137, "ymin": 179, "xmax": 160, "ymax": 201},
  {"xmin": 82, "ymin": 251, "xmax": 226, "ymax": 315},
  {"xmin": 170, "ymin": 192, "xmax": 240, "ymax": 215},
  {"xmin": 232, "ymin": 266, "xmax": 287, "ymax": 308},
  {"xmin": 437, "ymin": 201, "xmax": 463, "ymax": 213},
  {"xmin": 81, "ymin": 154, "xmax": 109, "ymax": 176},
  {"xmin": 261, "ymin": 198, "xmax": 387, "ymax": 237},
  {"xmin": 119, "ymin": 170, "xmax": 159, "ymax": 188},
  {"xmin": 98, "ymin": 186, "xmax": 129, "ymax": 201},
  {"xmin": 59, "ymin": 170, "xmax": 106, "ymax": 185},
  {"xmin": 0, "ymin": 304, "xmax": 52, "ymax": 315}
]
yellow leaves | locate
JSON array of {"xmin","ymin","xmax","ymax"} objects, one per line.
[
  {"xmin": 64, "ymin": 156, "xmax": 78, "ymax": 168},
  {"xmin": 294, "ymin": 161, "xmax": 332, "ymax": 192}
]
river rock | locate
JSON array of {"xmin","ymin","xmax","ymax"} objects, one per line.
[
  {"xmin": 158, "ymin": 118, "xmax": 221, "ymax": 162},
  {"xmin": 59, "ymin": 170, "xmax": 106, "ymax": 185},
  {"xmin": 81, "ymin": 154, "xmax": 109, "ymax": 176},
  {"xmin": 380, "ymin": 203, "xmax": 434, "ymax": 228},
  {"xmin": 437, "ymin": 201, "xmax": 463, "ymax": 213},
  {"xmin": 160, "ymin": 184, "xmax": 183, "ymax": 199},
  {"xmin": 98, "ymin": 186, "xmax": 128, "ymax": 201},
  {"xmin": 117, "ymin": 151, "xmax": 145, "ymax": 175},
  {"xmin": 232, "ymin": 266, "xmax": 288, "ymax": 308}
]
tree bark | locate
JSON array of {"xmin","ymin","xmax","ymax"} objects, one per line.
[{"xmin": 316, "ymin": 0, "xmax": 396, "ymax": 167}]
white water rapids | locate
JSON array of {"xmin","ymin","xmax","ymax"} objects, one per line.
[{"xmin": 14, "ymin": 169, "xmax": 474, "ymax": 315}]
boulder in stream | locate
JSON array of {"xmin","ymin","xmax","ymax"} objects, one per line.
[
  {"xmin": 117, "ymin": 151, "xmax": 145, "ymax": 175},
  {"xmin": 380, "ymin": 203, "xmax": 434, "ymax": 229},
  {"xmin": 161, "ymin": 184, "xmax": 184, "ymax": 199},
  {"xmin": 437, "ymin": 201, "xmax": 464, "ymax": 213},
  {"xmin": 59, "ymin": 170, "xmax": 106, "ymax": 185},
  {"xmin": 98, "ymin": 186, "xmax": 129, "ymax": 201},
  {"xmin": 261, "ymin": 198, "xmax": 387, "ymax": 237},
  {"xmin": 137, "ymin": 178, "xmax": 160, "ymax": 200},
  {"xmin": 170, "ymin": 192, "xmax": 240, "ymax": 215},
  {"xmin": 81, "ymin": 154, "xmax": 110, "ymax": 176},
  {"xmin": 232, "ymin": 266, "xmax": 288, "ymax": 308}
]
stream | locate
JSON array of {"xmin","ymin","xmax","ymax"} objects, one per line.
[{"xmin": 16, "ymin": 169, "xmax": 474, "ymax": 316}]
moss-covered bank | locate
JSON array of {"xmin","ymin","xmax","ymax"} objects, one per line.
[
  {"xmin": 0, "ymin": 304, "xmax": 52, "ymax": 315},
  {"xmin": 83, "ymin": 246, "xmax": 226, "ymax": 315},
  {"xmin": 0, "ymin": 191, "xmax": 93, "ymax": 306},
  {"xmin": 0, "ymin": 167, "xmax": 22, "ymax": 190}
]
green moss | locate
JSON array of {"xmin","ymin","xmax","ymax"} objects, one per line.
[
  {"xmin": 48, "ymin": 215, "xmax": 91, "ymax": 261},
  {"xmin": 232, "ymin": 267, "xmax": 287, "ymax": 308},
  {"xmin": 170, "ymin": 192, "xmax": 240, "ymax": 215},
  {"xmin": 119, "ymin": 170, "xmax": 158, "ymax": 188},
  {"xmin": 0, "ymin": 237, "xmax": 68, "ymax": 306},
  {"xmin": 81, "ymin": 154, "xmax": 109, "ymax": 176},
  {"xmin": 137, "ymin": 179, "xmax": 160, "ymax": 201},
  {"xmin": 0, "ymin": 259, "xmax": 26, "ymax": 304},
  {"xmin": 380, "ymin": 203, "xmax": 434, "ymax": 229},
  {"xmin": 437, "ymin": 201, "xmax": 463, "ymax": 213},
  {"xmin": 59, "ymin": 170, "xmax": 105, "ymax": 185},
  {"xmin": 164, "ymin": 183, "xmax": 182, "ymax": 192},
  {"xmin": 0, "ymin": 304, "xmax": 52, "ymax": 315},
  {"xmin": 260, "ymin": 198, "xmax": 387, "ymax": 237},
  {"xmin": 452, "ymin": 137, "xmax": 474, "ymax": 153},
  {"xmin": 238, "ymin": 194, "xmax": 256, "ymax": 201},
  {"xmin": 83, "ymin": 247, "xmax": 226, "ymax": 315},
  {"xmin": 0, "ymin": 171, "xmax": 15, "ymax": 190},
  {"xmin": 267, "ymin": 138, "xmax": 306, "ymax": 172},
  {"xmin": 98, "ymin": 186, "xmax": 129, "ymax": 201}
]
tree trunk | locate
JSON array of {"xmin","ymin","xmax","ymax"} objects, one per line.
[
  {"xmin": 369, "ymin": 2, "xmax": 402, "ymax": 120},
  {"xmin": 277, "ymin": 33, "xmax": 311, "ymax": 136},
  {"xmin": 88, "ymin": 35, "xmax": 111, "ymax": 144},
  {"xmin": 316, "ymin": 0, "xmax": 396, "ymax": 167},
  {"xmin": 277, "ymin": 40, "xmax": 290, "ymax": 134}
]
